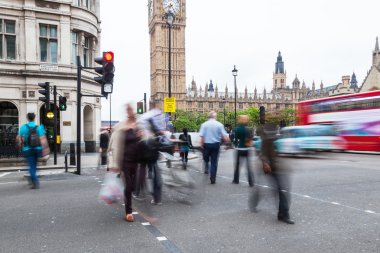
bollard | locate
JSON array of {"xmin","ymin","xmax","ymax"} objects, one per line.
[
  {"xmin": 70, "ymin": 143, "xmax": 76, "ymax": 166},
  {"xmin": 64, "ymin": 150, "xmax": 68, "ymax": 172}
]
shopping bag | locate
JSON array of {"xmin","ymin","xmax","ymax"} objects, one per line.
[{"xmin": 99, "ymin": 173, "xmax": 123, "ymax": 204}]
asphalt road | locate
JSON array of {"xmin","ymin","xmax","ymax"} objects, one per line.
[{"xmin": 1, "ymin": 150, "xmax": 379, "ymax": 253}]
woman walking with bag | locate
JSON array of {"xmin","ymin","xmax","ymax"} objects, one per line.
[{"xmin": 108, "ymin": 104, "xmax": 141, "ymax": 222}]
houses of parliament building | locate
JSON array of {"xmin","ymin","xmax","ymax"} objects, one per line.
[{"xmin": 148, "ymin": 0, "xmax": 359, "ymax": 114}]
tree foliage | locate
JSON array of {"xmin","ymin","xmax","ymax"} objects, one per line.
[{"xmin": 171, "ymin": 107, "xmax": 296, "ymax": 132}]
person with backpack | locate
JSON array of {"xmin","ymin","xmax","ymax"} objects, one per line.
[
  {"xmin": 178, "ymin": 128, "xmax": 193, "ymax": 168},
  {"xmin": 17, "ymin": 113, "xmax": 48, "ymax": 189},
  {"xmin": 232, "ymin": 115, "xmax": 254, "ymax": 187}
]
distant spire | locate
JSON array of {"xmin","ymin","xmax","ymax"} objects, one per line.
[
  {"xmin": 375, "ymin": 36, "xmax": 379, "ymax": 52},
  {"xmin": 208, "ymin": 80, "xmax": 215, "ymax": 92},
  {"xmin": 350, "ymin": 72, "xmax": 358, "ymax": 89},
  {"xmin": 275, "ymin": 51, "xmax": 285, "ymax": 74}
]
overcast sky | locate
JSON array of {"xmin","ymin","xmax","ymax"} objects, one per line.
[{"xmin": 100, "ymin": 0, "xmax": 379, "ymax": 121}]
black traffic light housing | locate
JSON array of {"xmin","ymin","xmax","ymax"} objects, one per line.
[
  {"xmin": 94, "ymin": 51, "xmax": 115, "ymax": 98},
  {"xmin": 137, "ymin": 102, "xmax": 144, "ymax": 114},
  {"xmin": 59, "ymin": 95, "xmax": 67, "ymax": 111},
  {"xmin": 259, "ymin": 106, "xmax": 265, "ymax": 125},
  {"xmin": 38, "ymin": 82, "xmax": 50, "ymax": 111}
]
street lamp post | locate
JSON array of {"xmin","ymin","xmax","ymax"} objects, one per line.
[
  {"xmin": 232, "ymin": 65, "xmax": 238, "ymax": 129},
  {"xmin": 166, "ymin": 11, "xmax": 175, "ymax": 98},
  {"xmin": 222, "ymin": 98, "xmax": 226, "ymax": 127}
]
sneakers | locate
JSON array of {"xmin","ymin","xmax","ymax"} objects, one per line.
[
  {"xmin": 151, "ymin": 199, "xmax": 162, "ymax": 206},
  {"xmin": 125, "ymin": 214, "xmax": 134, "ymax": 222}
]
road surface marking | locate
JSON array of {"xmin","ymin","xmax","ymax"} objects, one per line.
[
  {"xmin": 157, "ymin": 236, "xmax": 168, "ymax": 241},
  {"xmin": 132, "ymin": 211, "xmax": 139, "ymax": 215},
  {"xmin": 0, "ymin": 172, "xmax": 11, "ymax": 178},
  {"xmin": 190, "ymin": 168, "xmax": 380, "ymax": 216},
  {"xmin": 0, "ymin": 181, "xmax": 18, "ymax": 185},
  {"xmin": 142, "ymin": 222, "xmax": 151, "ymax": 226}
]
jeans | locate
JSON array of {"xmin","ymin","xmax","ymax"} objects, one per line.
[
  {"xmin": 203, "ymin": 143, "xmax": 220, "ymax": 182},
  {"xmin": 233, "ymin": 149, "xmax": 254, "ymax": 186},
  {"xmin": 23, "ymin": 149, "xmax": 42, "ymax": 185},
  {"xmin": 149, "ymin": 162, "xmax": 162, "ymax": 202}
]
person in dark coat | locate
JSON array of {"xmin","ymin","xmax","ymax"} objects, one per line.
[
  {"xmin": 178, "ymin": 128, "xmax": 193, "ymax": 167},
  {"xmin": 99, "ymin": 130, "xmax": 110, "ymax": 169},
  {"xmin": 120, "ymin": 104, "xmax": 141, "ymax": 222},
  {"xmin": 250, "ymin": 123, "xmax": 294, "ymax": 224}
]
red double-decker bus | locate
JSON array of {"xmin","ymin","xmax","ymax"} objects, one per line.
[{"xmin": 297, "ymin": 90, "xmax": 380, "ymax": 152}]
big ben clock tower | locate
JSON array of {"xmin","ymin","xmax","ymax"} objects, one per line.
[{"xmin": 148, "ymin": 0, "xmax": 187, "ymax": 110}]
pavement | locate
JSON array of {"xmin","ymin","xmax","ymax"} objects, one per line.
[{"xmin": 0, "ymin": 150, "xmax": 379, "ymax": 253}]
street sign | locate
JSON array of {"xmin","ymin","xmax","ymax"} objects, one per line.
[{"xmin": 164, "ymin": 97, "xmax": 176, "ymax": 113}]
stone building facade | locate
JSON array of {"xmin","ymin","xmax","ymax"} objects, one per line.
[
  {"xmin": 0, "ymin": 0, "xmax": 102, "ymax": 153},
  {"xmin": 360, "ymin": 37, "xmax": 380, "ymax": 92}
]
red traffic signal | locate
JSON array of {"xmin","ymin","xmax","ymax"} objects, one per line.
[
  {"xmin": 104, "ymin": 51, "xmax": 114, "ymax": 62},
  {"xmin": 94, "ymin": 51, "xmax": 115, "ymax": 98}
]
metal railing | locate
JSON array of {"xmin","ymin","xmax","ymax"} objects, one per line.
[{"xmin": 0, "ymin": 132, "xmax": 22, "ymax": 158}]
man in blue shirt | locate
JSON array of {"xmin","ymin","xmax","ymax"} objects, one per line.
[
  {"xmin": 17, "ymin": 113, "xmax": 46, "ymax": 189},
  {"xmin": 199, "ymin": 111, "xmax": 229, "ymax": 184}
]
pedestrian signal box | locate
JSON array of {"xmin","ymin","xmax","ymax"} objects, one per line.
[{"xmin": 137, "ymin": 102, "xmax": 144, "ymax": 114}]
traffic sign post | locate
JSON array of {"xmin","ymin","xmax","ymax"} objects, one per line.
[{"xmin": 164, "ymin": 97, "xmax": 176, "ymax": 113}]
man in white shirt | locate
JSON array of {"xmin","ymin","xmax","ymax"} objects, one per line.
[{"xmin": 199, "ymin": 111, "xmax": 230, "ymax": 184}]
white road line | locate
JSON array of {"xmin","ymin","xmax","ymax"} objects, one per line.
[
  {"xmin": 0, "ymin": 181, "xmax": 18, "ymax": 185},
  {"xmin": 189, "ymin": 168, "xmax": 380, "ymax": 216},
  {"xmin": 141, "ymin": 222, "xmax": 151, "ymax": 226},
  {"xmin": 132, "ymin": 211, "xmax": 139, "ymax": 215},
  {"xmin": 157, "ymin": 236, "xmax": 167, "ymax": 241},
  {"xmin": 0, "ymin": 172, "xmax": 11, "ymax": 178}
]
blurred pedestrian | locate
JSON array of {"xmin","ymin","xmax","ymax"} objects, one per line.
[
  {"xmin": 108, "ymin": 104, "xmax": 141, "ymax": 222},
  {"xmin": 178, "ymin": 128, "xmax": 193, "ymax": 167},
  {"xmin": 16, "ymin": 113, "xmax": 49, "ymax": 189},
  {"xmin": 99, "ymin": 129, "xmax": 110, "ymax": 170},
  {"xmin": 200, "ymin": 111, "xmax": 230, "ymax": 184},
  {"xmin": 232, "ymin": 115, "xmax": 254, "ymax": 186},
  {"xmin": 250, "ymin": 123, "xmax": 294, "ymax": 224},
  {"xmin": 137, "ymin": 106, "xmax": 166, "ymax": 205}
]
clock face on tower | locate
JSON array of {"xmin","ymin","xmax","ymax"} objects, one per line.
[
  {"xmin": 148, "ymin": 0, "xmax": 153, "ymax": 18},
  {"xmin": 163, "ymin": 0, "xmax": 180, "ymax": 15}
]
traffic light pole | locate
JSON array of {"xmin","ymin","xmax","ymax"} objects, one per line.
[
  {"xmin": 109, "ymin": 94, "xmax": 112, "ymax": 130},
  {"xmin": 76, "ymin": 56, "xmax": 82, "ymax": 175},
  {"xmin": 53, "ymin": 85, "xmax": 57, "ymax": 165},
  {"xmin": 144, "ymin": 93, "xmax": 147, "ymax": 112}
]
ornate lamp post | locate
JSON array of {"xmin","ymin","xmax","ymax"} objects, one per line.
[
  {"xmin": 232, "ymin": 65, "xmax": 238, "ymax": 129},
  {"xmin": 166, "ymin": 11, "xmax": 175, "ymax": 98}
]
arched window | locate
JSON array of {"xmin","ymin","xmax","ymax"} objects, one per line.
[{"xmin": 0, "ymin": 101, "xmax": 19, "ymax": 134}]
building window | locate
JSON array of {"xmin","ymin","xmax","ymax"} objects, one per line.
[
  {"xmin": 239, "ymin": 103, "xmax": 243, "ymax": 109},
  {"xmin": 198, "ymin": 102, "xmax": 203, "ymax": 108},
  {"xmin": 209, "ymin": 102, "xmax": 213, "ymax": 109},
  {"xmin": 83, "ymin": 37, "xmax": 90, "ymax": 67},
  {"xmin": 40, "ymin": 24, "xmax": 58, "ymax": 63},
  {"xmin": 0, "ymin": 19, "xmax": 16, "ymax": 60},
  {"xmin": 219, "ymin": 102, "xmax": 224, "ymax": 109},
  {"xmin": 28, "ymin": 91, "xmax": 35, "ymax": 98},
  {"xmin": 71, "ymin": 32, "xmax": 78, "ymax": 64},
  {"xmin": 187, "ymin": 101, "xmax": 192, "ymax": 107},
  {"xmin": 84, "ymin": 0, "xmax": 92, "ymax": 10}
]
